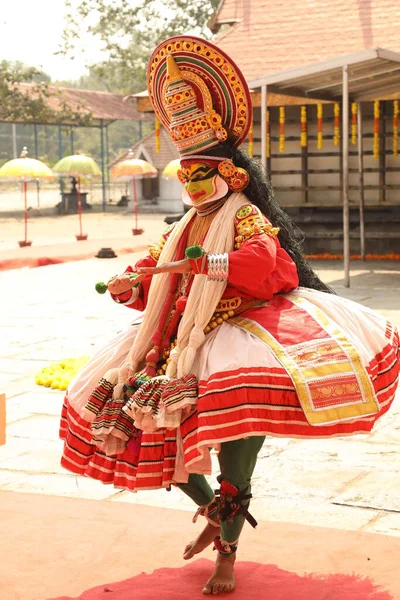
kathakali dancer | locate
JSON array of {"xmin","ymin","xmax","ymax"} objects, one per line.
[{"xmin": 60, "ymin": 36, "xmax": 399, "ymax": 594}]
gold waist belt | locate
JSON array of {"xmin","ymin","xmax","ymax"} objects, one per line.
[
  {"xmin": 204, "ymin": 298, "xmax": 265, "ymax": 334},
  {"xmin": 215, "ymin": 297, "xmax": 242, "ymax": 313}
]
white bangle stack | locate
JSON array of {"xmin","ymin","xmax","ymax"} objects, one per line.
[{"xmin": 207, "ymin": 253, "xmax": 229, "ymax": 281}]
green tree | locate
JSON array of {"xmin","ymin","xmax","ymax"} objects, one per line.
[
  {"xmin": 59, "ymin": 0, "xmax": 220, "ymax": 93},
  {"xmin": 0, "ymin": 60, "xmax": 92, "ymax": 126}
]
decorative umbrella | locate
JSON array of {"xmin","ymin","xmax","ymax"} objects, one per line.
[
  {"xmin": 52, "ymin": 152, "xmax": 101, "ymax": 241},
  {"xmin": 0, "ymin": 147, "xmax": 53, "ymax": 247},
  {"xmin": 110, "ymin": 152, "xmax": 158, "ymax": 235},
  {"xmin": 162, "ymin": 158, "xmax": 181, "ymax": 180}
]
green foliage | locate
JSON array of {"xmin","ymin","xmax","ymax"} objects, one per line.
[
  {"xmin": 0, "ymin": 60, "xmax": 92, "ymax": 126},
  {"xmin": 59, "ymin": 0, "xmax": 220, "ymax": 93}
]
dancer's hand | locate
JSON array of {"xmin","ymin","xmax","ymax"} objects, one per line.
[
  {"xmin": 136, "ymin": 258, "xmax": 191, "ymax": 275},
  {"xmin": 107, "ymin": 273, "xmax": 145, "ymax": 294}
]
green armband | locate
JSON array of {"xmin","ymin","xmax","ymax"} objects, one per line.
[{"xmin": 185, "ymin": 245, "xmax": 205, "ymax": 259}]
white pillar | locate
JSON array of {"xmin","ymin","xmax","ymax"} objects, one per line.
[
  {"xmin": 261, "ymin": 85, "xmax": 267, "ymax": 170},
  {"xmin": 357, "ymin": 103, "xmax": 366, "ymax": 261},
  {"xmin": 342, "ymin": 66, "xmax": 350, "ymax": 287}
]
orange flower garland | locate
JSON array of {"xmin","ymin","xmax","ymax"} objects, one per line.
[
  {"xmin": 300, "ymin": 106, "xmax": 307, "ymax": 147},
  {"xmin": 306, "ymin": 253, "xmax": 400, "ymax": 261},
  {"xmin": 248, "ymin": 120, "xmax": 254, "ymax": 158},
  {"xmin": 333, "ymin": 103, "xmax": 340, "ymax": 146},
  {"xmin": 351, "ymin": 103, "xmax": 357, "ymax": 145},
  {"xmin": 393, "ymin": 100, "xmax": 399, "ymax": 157},
  {"xmin": 373, "ymin": 100, "xmax": 380, "ymax": 159},
  {"xmin": 155, "ymin": 116, "xmax": 161, "ymax": 153},
  {"xmin": 279, "ymin": 107, "xmax": 285, "ymax": 152},
  {"xmin": 317, "ymin": 103, "xmax": 323, "ymax": 149},
  {"xmin": 266, "ymin": 109, "xmax": 271, "ymax": 158}
]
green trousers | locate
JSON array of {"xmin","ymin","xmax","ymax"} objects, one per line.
[{"xmin": 177, "ymin": 436, "xmax": 265, "ymax": 550}]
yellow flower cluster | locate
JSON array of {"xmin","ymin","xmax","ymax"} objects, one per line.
[
  {"xmin": 373, "ymin": 100, "xmax": 380, "ymax": 159},
  {"xmin": 266, "ymin": 109, "xmax": 271, "ymax": 158},
  {"xmin": 279, "ymin": 107, "xmax": 285, "ymax": 153},
  {"xmin": 35, "ymin": 357, "xmax": 89, "ymax": 390},
  {"xmin": 351, "ymin": 103, "xmax": 357, "ymax": 145},
  {"xmin": 317, "ymin": 103, "xmax": 323, "ymax": 149},
  {"xmin": 333, "ymin": 103, "xmax": 340, "ymax": 146},
  {"xmin": 248, "ymin": 121, "xmax": 254, "ymax": 158},
  {"xmin": 300, "ymin": 106, "xmax": 307, "ymax": 147},
  {"xmin": 155, "ymin": 116, "xmax": 161, "ymax": 153}
]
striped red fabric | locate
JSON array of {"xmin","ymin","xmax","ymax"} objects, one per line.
[{"xmin": 59, "ymin": 332, "xmax": 399, "ymax": 492}]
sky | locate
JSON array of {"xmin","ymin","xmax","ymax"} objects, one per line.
[{"xmin": 0, "ymin": 0, "xmax": 103, "ymax": 82}]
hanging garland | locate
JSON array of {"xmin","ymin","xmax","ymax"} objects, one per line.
[
  {"xmin": 333, "ymin": 103, "xmax": 340, "ymax": 146},
  {"xmin": 317, "ymin": 103, "xmax": 323, "ymax": 149},
  {"xmin": 306, "ymin": 253, "xmax": 400, "ymax": 261},
  {"xmin": 351, "ymin": 103, "xmax": 357, "ymax": 145},
  {"xmin": 266, "ymin": 109, "xmax": 271, "ymax": 158},
  {"xmin": 300, "ymin": 106, "xmax": 307, "ymax": 147},
  {"xmin": 279, "ymin": 107, "xmax": 285, "ymax": 152},
  {"xmin": 155, "ymin": 116, "xmax": 161, "ymax": 153},
  {"xmin": 248, "ymin": 119, "xmax": 254, "ymax": 157},
  {"xmin": 373, "ymin": 100, "xmax": 380, "ymax": 159},
  {"xmin": 393, "ymin": 100, "xmax": 399, "ymax": 157}
]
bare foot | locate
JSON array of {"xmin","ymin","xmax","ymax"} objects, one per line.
[
  {"xmin": 183, "ymin": 522, "xmax": 221, "ymax": 560},
  {"xmin": 202, "ymin": 553, "xmax": 236, "ymax": 595}
]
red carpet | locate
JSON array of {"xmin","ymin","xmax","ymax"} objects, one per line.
[
  {"xmin": 0, "ymin": 245, "xmax": 147, "ymax": 271},
  {"xmin": 49, "ymin": 559, "xmax": 392, "ymax": 600}
]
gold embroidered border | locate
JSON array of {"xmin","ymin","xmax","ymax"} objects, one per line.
[
  {"xmin": 231, "ymin": 312, "xmax": 379, "ymax": 426},
  {"xmin": 287, "ymin": 292, "xmax": 378, "ymax": 416}
]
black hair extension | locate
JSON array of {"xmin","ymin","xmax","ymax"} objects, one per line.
[{"xmin": 226, "ymin": 143, "xmax": 335, "ymax": 293}]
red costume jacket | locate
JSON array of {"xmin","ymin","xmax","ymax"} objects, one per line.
[{"xmin": 112, "ymin": 203, "xmax": 299, "ymax": 310}]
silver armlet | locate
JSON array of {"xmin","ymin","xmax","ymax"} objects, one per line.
[{"xmin": 207, "ymin": 253, "xmax": 229, "ymax": 282}]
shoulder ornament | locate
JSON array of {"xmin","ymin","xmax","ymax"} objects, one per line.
[
  {"xmin": 148, "ymin": 223, "xmax": 176, "ymax": 262},
  {"xmin": 234, "ymin": 204, "xmax": 280, "ymax": 249}
]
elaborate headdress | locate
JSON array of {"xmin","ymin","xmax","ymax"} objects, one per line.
[{"xmin": 147, "ymin": 36, "xmax": 252, "ymax": 161}]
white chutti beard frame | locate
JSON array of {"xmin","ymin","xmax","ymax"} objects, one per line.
[{"xmin": 182, "ymin": 175, "xmax": 229, "ymax": 207}]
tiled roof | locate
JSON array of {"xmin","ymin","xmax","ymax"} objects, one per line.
[
  {"xmin": 110, "ymin": 127, "xmax": 179, "ymax": 171},
  {"xmin": 212, "ymin": 0, "xmax": 400, "ymax": 81},
  {"xmin": 7, "ymin": 84, "xmax": 153, "ymax": 125}
]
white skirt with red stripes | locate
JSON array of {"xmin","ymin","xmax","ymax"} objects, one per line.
[{"xmin": 60, "ymin": 289, "xmax": 399, "ymax": 492}]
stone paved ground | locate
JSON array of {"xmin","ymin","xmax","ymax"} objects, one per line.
[{"xmin": 1, "ymin": 213, "xmax": 400, "ymax": 540}]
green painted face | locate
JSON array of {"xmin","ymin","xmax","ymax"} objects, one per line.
[{"xmin": 181, "ymin": 162, "xmax": 218, "ymax": 204}]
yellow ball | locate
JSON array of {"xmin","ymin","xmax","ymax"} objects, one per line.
[{"xmin": 35, "ymin": 356, "xmax": 89, "ymax": 390}]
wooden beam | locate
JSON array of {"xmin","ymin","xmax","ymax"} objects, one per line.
[
  {"xmin": 356, "ymin": 83, "xmax": 400, "ymax": 101},
  {"xmin": 268, "ymin": 85, "xmax": 340, "ymax": 102}
]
